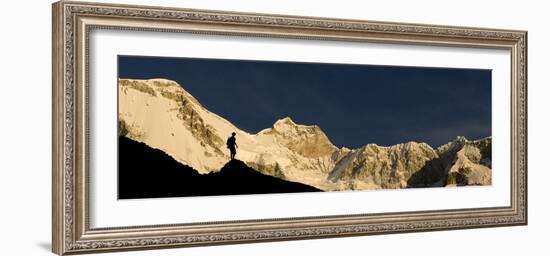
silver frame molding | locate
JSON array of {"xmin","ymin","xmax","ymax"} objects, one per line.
[{"xmin": 52, "ymin": 1, "xmax": 527, "ymax": 255}]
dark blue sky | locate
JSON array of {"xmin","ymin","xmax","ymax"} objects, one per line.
[{"xmin": 119, "ymin": 55, "xmax": 491, "ymax": 148}]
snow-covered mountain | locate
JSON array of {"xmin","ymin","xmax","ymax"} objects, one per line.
[{"xmin": 119, "ymin": 78, "xmax": 492, "ymax": 190}]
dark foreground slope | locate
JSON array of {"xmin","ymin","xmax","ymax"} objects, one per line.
[{"xmin": 119, "ymin": 136, "xmax": 321, "ymax": 199}]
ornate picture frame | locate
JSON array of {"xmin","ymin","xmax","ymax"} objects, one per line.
[{"xmin": 52, "ymin": 1, "xmax": 527, "ymax": 255}]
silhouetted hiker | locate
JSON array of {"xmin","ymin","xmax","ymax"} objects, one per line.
[{"xmin": 226, "ymin": 132, "xmax": 238, "ymax": 160}]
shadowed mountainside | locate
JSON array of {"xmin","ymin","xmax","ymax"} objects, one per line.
[{"xmin": 118, "ymin": 136, "xmax": 321, "ymax": 199}]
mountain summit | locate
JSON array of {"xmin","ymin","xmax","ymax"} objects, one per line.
[
  {"xmin": 119, "ymin": 79, "xmax": 492, "ymax": 190},
  {"xmin": 260, "ymin": 117, "xmax": 337, "ymax": 158}
]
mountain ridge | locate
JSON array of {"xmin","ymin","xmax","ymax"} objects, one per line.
[{"xmin": 118, "ymin": 136, "xmax": 321, "ymax": 199}]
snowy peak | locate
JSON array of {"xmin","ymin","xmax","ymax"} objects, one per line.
[
  {"xmin": 262, "ymin": 117, "xmax": 337, "ymax": 158},
  {"xmin": 435, "ymin": 136, "xmax": 490, "ymax": 155},
  {"xmin": 271, "ymin": 116, "xmax": 315, "ymax": 133},
  {"xmin": 119, "ymin": 78, "xmax": 203, "ymax": 108},
  {"xmin": 119, "ymin": 78, "xmax": 232, "ymax": 172},
  {"xmin": 274, "ymin": 116, "xmax": 296, "ymax": 126},
  {"xmin": 362, "ymin": 141, "xmax": 434, "ymax": 153}
]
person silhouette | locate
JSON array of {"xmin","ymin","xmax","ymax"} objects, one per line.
[{"xmin": 226, "ymin": 132, "xmax": 238, "ymax": 160}]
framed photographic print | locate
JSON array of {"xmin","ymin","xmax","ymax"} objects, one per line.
[{"xmin": 52, "ymin": 1, "xmax": 527, "ymax": 255}]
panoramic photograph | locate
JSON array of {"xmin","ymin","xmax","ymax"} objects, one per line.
[{"xmin": 117, "ymin": 56, "xmax": 492, "ymax": 199}]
